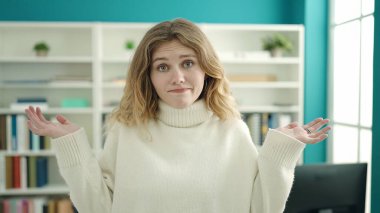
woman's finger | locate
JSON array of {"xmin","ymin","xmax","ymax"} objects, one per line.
[
  {"xmin": 303, "ymin": 117, "xmax": 323, "ymax": 129},
  {"xmin": 56, "ymin": 114, "xmax": 69, "ymax": 125},
  {"xmin": 36, "ymin": 107, "xmax": 49, "ymax": 124},
  {"xmin": 308, "ymin": 119, "xmax": 330, "ymax": 132},
  {"xmin": 307, "ymin": 126, "xmax": 331, "ymax": 138},
  {"xmin": 27, "ymin": 120, "xmax": 42, "ymax": 136},
  {"xmin": 26, "ymin": 106, "xmax": 45, "ymax": 129},
  {"xmin": 286, "ymin": 122, "xmax": 298, "ymax": 129}
]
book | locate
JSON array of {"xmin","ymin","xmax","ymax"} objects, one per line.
[
  {"xmin": 36, "ymin": 157, "xmax": 48, "ymax": 187},
  {"xmin": 57, "ymin": 199, "xmax": 74, "ymax": 213},
  {"xmin": 0, "ymin": 115, "xmax": 6, "ymax": 150},
  {"xmin": 0, "ymin": 155, "xmax": 5, "ymax": 191},
  {"xmin": 28, "ymin": 156, "xmax": 37, "ymax": 188},
  {"xmin": 17, "ymin": 97, "xmax": 47, "ymax": 103},
  {"xmin": 6, "ymin": 115, "xmax": 12, "ymax": 152},
  {"xmin": 16, "ymin": 115, "xmax": 28, "ymax": 152},
  {"xmin": 12, "ymin": 156, "xmax": 21, "ymax": 188},
  {"xmin": 20, "ymin": 157, "xmax": 27, "ymax": 189},
  {"xmin": 34, "ymin": 197, "xmax": 47, "ymax": 213},
  {"xmin": 11, "ymin": 115, "xmax": 17, "ymax": 151},
  {"xmin": 5, "ymin": 156, "xmax": 12, "ymax": 189},
  {"xmin": 47, "ymin": 199, "xmax": 57, "ymax": 213}
]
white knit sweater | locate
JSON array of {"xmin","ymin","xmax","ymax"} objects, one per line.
[{"xmin": 52, "ymin": 100, "xmax": 305, "ymax": 213}]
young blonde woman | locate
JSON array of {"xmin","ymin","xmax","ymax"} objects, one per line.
[{"xmin": 25, "ymin": 18, "xmax": 331, "ymax": 213}]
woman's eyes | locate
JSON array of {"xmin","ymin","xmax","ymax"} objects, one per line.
[
  {"xmin": 156, "ymin": 60, "xmax": 194, "ymax": 72},
  {"xmin": 183, "ymin": 60, "xmax": 193, "ymax": 69},
  {"xmin": 157, "ymin": 64, "xmax": 169, "ymax": 72}
]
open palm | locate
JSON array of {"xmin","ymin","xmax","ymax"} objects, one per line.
[
  {"xmin": 276, "ymin": 118, "xmax": 331, "ymax": 144},
  {"xmin": 25, "ymin": 106, "xmax": 80, "ymax": 139}
]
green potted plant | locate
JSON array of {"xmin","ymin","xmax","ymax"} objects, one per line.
[
  {"xmin": 125, "ymin": 40, "xmax": 135, "ymax": 50},
  {"xmin": 33, "ymin": 42, "xmax": 50, "ymax": 56},
  {"xmin": 262, "ymin": 34, "xmax": 293, "ymax": 57}
]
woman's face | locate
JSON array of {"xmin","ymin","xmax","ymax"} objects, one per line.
[{"xmin": 150, "ymin": 40, "xmax": 205, "ymax": 109}]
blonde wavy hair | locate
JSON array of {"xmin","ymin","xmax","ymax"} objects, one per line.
[{"xmin": 108, "ymin": 18, "xmax": 240, "ymax": 127}]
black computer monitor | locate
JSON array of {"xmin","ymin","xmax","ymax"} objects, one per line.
[{"xmin": 284, "ymin": 163, "xmax": 367, "ymax": 213}]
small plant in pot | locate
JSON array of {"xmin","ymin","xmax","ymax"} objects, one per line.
[
  {"xmin": 125, "ymin": 40, "xmax": 135, "ymax": 51},
  {"xmin": 262, "ymin": 34, "xmax": 293, "ymax": 57},
  {"xmin": 33, "ymin": 42, "xmax": 50, "ymax": 57}
]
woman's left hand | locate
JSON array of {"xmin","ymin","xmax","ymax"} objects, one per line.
[{"xmin": 276, "ymin": 118, "xmax": 331, "ymax": 144}]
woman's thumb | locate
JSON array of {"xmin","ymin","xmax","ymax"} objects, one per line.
[{"xmin": 56, "ymin": 114, "xmax": 69, "ymax": 124}]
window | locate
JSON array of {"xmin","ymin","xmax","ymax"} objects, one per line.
[{"xmin": 329, "ymin": 0, "xmax": 374, "ymax": 212}]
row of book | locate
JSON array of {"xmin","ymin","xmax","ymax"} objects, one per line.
[
  {"xmin": 243, "ymin": 113, "xmax": 293, "ymax": 146},
  {"xmin": 1, "ymin": 156, "xmax": 48, "ymax": 190},
  {"xmin": 0, "ymin": 114, "xmax": 51, "ymax": 152},
  {"xmin": 0, "ymin": 197, "xmax": 76, "ymax": 213},
  {"xmin": 9, "ymin": 97, "xmax": 49, "ymax": 111}
]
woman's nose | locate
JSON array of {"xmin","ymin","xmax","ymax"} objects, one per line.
[{"xmin": 171, "ymin": 67, "xmax": 185, "ymax": 84}]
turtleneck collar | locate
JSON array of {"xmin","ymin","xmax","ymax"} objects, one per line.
[{"xmin": 158, "ymin": 100, "xmax": 213, "ymax": 128}]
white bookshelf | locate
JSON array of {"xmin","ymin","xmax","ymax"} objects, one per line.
[{"xmin": 0, "ymin": 21, "xmax": 304, "ymax": 197}]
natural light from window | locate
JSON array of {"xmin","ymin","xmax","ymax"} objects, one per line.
[{"xmin": 330, "ymin": 0, "xmax": 374, "ymax": 212}]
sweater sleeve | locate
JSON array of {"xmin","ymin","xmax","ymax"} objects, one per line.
[
  {"xmin": 51, "ymin": 125, "xmax": 119, "ymax": 213},
  {"xmin": 250, "ymin": 129, "xmax": 306, "ymax": 213}
]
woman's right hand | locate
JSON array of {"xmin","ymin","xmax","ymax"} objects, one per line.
[{"xmin": 25, "ymin": 106, "xmax": 81, "ymax": 139}]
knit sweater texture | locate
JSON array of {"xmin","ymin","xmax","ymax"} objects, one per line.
[{"xmin": 52, "ymin": 100, "xmax": 305, "ymax": 213}]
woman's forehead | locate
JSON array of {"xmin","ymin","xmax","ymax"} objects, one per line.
[{"xmin": 152, "ymin": 40, "xmax": 196, "ymax": 59}]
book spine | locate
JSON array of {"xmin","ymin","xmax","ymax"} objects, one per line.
[
  {"xmin": 12, "ymin": 156, "xmax": 21, "ymax": 188},
  {"xmin": 36, "ymin": 157, "xmax": 48, "ymax": 187},
  {"xmin": 11, "ymin": 115, "xmax": 17, "ymax": 151},
  {"xmin": 28, "ymin": 156, "xmax": 37, "ymax": 188},
  {"xmin": 0, "ymin": 115, "xmax": 7, "ymax": 150},
  {"xmin": 5, "ymin": 156, "xmax": 13, "ymax": 189},
  {"xmin": 0, "ymin": 155, "xmax": 5, "ymax": 191},
  {"xmin": 20, "ymin": 157, "xmax": 27, "ymax": 189},
  {"xmin": 6, "ymin": 115, "xmax": 11, "ymax": 152}
]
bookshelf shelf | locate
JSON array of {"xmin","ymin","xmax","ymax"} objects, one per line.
[
  {"xmin": 220, "ymin": 57, "xmax": 300, "ymax": 64},
  {"xmin": 0, "ymin": 150, "xmax": 56, "ymax": 157},
  {"xmin": 230, "ymin": 82, "xmax": 299, "ymax": 89},
  {"xmin": 0, "ymin": 21, "xmax": 304, "ymax": 198},
  {"xmin": 0, "ymin": 57, "xmax": 92, "ymax": 63},
  {"xmin": 0, "ymin": 108, "xmax": 94, "ymax": 114},
  {"xmin": 0, "ymin": 82, "xmax": 93, "ymax": 89},
  {"xmin": 239, "ymin": 105, "xmax": 299, "ymax": 113},
  {"xmin": 0, "ymin": 184, "xmax": 69, "ymax": 196}
]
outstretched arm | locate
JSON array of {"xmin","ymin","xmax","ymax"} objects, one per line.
[
  {"xmin": 25, "ymin": 106, "xmax": 115, "ymax": 213},
  {"xmin": 250, "ymin": 118, "xmax": 331, "ymax": 213}
]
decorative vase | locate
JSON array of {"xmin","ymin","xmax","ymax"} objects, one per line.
[
  {"xmin": 270, "ymin": 48, "xmax": 283, "ymax": 57},
  {"xmin": 35, "ymin": 50, "xmax": 48, "ymax": 57}
]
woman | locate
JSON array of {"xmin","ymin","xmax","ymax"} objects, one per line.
[{"xmin": 25, "ymin": 18, "xmax": 330, "ymax": 213}]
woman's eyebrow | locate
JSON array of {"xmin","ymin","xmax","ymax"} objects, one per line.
[
  {"xmin": 152, "ymin": 54, "xmax": 196, "ymax": 64},
  {"xmin": 179, "ymin": 54, "xmax": 197, "ymax": 58},
  {"xmin": 152, "ymin": 57, "xmax": 168, "ymax": 64}
]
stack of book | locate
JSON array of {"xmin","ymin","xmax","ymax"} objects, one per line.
[
  {"xmin": 0, "ymin": 114, "xmax": 49, "ymax": 152},
  {"xmin": 244, "ymin": 112, "xmax": 293, "ymax": 146},
  {"xmin": 1, "ymin": 156, "xmax": 48, "ymax": 190},
  {"xmin": 10, "ymin": 97, "xmax": 48, "ymax": 111}
]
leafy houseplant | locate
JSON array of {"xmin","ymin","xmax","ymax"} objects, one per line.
[
  {"xmin": 125, "ymin": 40, "xmax": 135, "ymax": 50},
  {"xmin": 33, "ymin": 42, "xmax": 50, "ymax": 57},
  {"xmin": 262, "ymin": 34, "xmax": 293, "ymax": 57}
]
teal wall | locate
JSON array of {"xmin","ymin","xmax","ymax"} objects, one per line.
[
  {"xmin": 372, "ymin": 0, "xmax": 380, "ymax": 212},
  {"xmin": 0, "ymin": 0, "xmax": 329, "ymax": 162},
  {"xmin": 302, "ymin": 0, "xmax": 329, "ymax": 163},
  {"xmin": 1, "ymin": 0, "xmax": 292, "ymax": 24}
]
